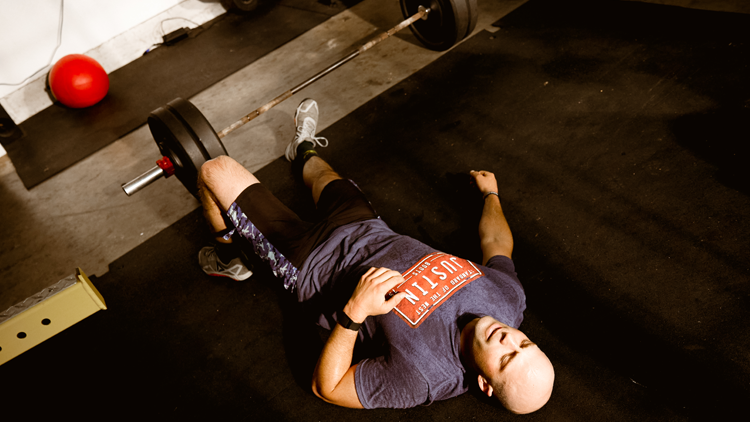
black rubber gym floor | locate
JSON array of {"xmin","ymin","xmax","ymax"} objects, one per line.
[{"xmin": 2, "ymin": 0, "xmax": 749, "ymax": 419}]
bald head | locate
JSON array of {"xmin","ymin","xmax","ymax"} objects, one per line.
[
  {"xmin": 460, "ymin": 316, "xmax": 555, "ymax": 414},
  {"xmin": 493, "ymin": 347, "xmax": 554, "ymax": 414}
]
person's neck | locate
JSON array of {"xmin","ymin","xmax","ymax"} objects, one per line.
[{"xmin": 457, "ymin": 314, "xmax": 480, "ymax": 367}]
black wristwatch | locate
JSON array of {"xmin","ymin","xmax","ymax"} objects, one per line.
[{"xmin": 337, "ymin": 311, "xmax": 362, "ymax": 331}]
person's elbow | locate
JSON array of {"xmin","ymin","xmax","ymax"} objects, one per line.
[
  {"xmin": 311, "ymin": 372, "xmax": 364, "ymax": 408},
  {"xmin": 310, "ymin": 377, "xmax": 339, "ymax": 404},
  {"xmin": 481, "ymin": 237, "xmax": 513, "ymax": 263},
  {"xmin": 311, "ymin": 377, "xmax": 328, "ymax": 401}
]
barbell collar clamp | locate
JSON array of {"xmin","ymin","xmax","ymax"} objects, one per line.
[
  {"xmin": 157, "ymin": 156, "xmax": 176, "ymax": 176},
  {"xmin": 418, "ymin": 6, "xmax": 430, "ymax": 20}
]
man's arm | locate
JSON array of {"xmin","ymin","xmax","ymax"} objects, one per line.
[
  {"xmin": 311, "ymin": 267, "xmax": 407, "ymax": 408},
  {"xmin": 470, "ymin": 170, "xmax": 514, "ymax": 264}
]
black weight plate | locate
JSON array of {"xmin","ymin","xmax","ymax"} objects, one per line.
[
  {"xmin": 220, "ymin": 0, "xmax": 258, "ymax": 13},
  {"xmin": 148, "ymin": 104, "xmax": 206, "ymax": 196},
  {"xmin": 465, "ymin": 0, "xmax": 478, "ymax": 40},
  {"xmin": 401, "ymin": 0, "xmax": 475, "ymax": 51},
  {"xmin": 166, "ymin": 98, "xmax": 227, "ymax": 161}
]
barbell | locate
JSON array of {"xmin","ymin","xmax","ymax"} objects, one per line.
[{"xmin": 122, "ymin": 0, "xmax": 478, "ymax": 197}]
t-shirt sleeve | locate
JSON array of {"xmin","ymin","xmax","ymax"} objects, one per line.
[
  {"xmin": 484, "ymin": 255, "xmax": 526, "ymax": 328},
  {"xmin": 485, "ymin": 255, "xmax": 517, "ymax": 275},
  {"xmin": 355, "ymin": 350, "xmax": 430, "ymax": 409}
]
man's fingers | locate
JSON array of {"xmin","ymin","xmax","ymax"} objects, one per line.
[
  {"xmin": 382, "ymin": 272, "xmax": 405, "ymax": 289},
  {"xmin": 363, "ymin": 267, "xmax": 381, "ymax": 278},
  {"xmin": 386, "ymin": 291, "xmax": 408, "ymax": 305},
  {"xmin": 370, "ymin": 271, "xmax": 405, "ymax": 294},
  {"xmin": 366, "ymin": 268, "xmax": 400, "ymax": 284},
  {"xmin": 369, "ymin": 267, "xmax": 392, "ymax": 279},
  {"xmin": 380, "ymin": 291, "xmax": 407, "ymax": 313},
  {"xmin": 471, "ymin": 170, "xmax": 493, "ymax": 177},
  {"xmin": 351, "ymin": 268, "xmax": 407, "ymax": 318}
]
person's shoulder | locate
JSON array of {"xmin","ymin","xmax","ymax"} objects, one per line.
[
  {"xmin": 484, "ymin": 254, "xmax": 516, "ymax": 274},
  {"xmin": 355, "ymin": 353, "xmax": 430, "ymax": 409},
  {"xmin": 479, "ymin": 255, "xmax": 525, "ymax": 298}
]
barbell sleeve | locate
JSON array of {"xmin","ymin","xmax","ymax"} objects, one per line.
[{"xmin": 121, "ymin": 165, "xmax": 165, "ymax": 196}]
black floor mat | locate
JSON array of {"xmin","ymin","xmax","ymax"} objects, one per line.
[
  {"xmin": 2, "ymin": 0, "xmax": 360, "ymax": 190},
  {"xmin": 2, "ymin": 0, "xmax": 749, "ymax": 419}
]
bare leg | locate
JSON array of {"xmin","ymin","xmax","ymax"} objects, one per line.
[
  {"xmin": 302, "ymin": 156, "xmax": 343, "ymax": 206},
  {"xmin": 197, "ymin": 155, "xmax": 260, "ymax": 243},
  {"xmin": 198, "ymin": 184, "xmax": 232, "ymax": 244}
]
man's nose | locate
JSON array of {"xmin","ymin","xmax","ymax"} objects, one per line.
[{"xmin": 504, "ymin": 334, "xmax": 523, "ymax": 353}]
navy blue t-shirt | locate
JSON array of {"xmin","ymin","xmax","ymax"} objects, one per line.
[{"xmin": 297, "ymin": 218, "xmax": 526, "ymax": 409}]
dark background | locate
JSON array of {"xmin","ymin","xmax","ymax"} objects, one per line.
[{"xmin": 2, "ymin": 1, "xmax": 748, "ymax": 420}]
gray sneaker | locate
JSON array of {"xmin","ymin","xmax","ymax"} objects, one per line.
[
  {"xmin": 198, "ymin": 245, "xmax": 253, "ymax": 281},
  {"xmin": 285, "ymin": 98, "xmax": 329, "ymax": 162}
]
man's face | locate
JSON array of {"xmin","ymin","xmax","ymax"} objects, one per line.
[
  {"xmin": 461, "ymin": 316, "xmax": 537, "ymax": 376},
  {"xmin": 460, "ymin": 315, "xmax": 554, "ymax": 413}
]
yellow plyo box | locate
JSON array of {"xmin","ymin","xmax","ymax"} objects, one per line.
[{"xmin": 0, "ymin": 268, "xmax": 106, "ymax": 365}]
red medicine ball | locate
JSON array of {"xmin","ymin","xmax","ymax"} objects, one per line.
[{"xmin": 49, "ymin": 54, "xmax": 109, "ymax": 108}]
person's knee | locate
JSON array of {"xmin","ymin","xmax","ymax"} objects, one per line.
[
  {"xmin": 198, "ymin": 155, "xmax": 259, "ymax": 209},
  {"xmin": 199, "ymin": 155, "xmax": 236, "ymax": 185}
]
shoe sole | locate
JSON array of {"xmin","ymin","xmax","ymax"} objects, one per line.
[{"xmin": 206, "ymin": 271, "xmax": 253, "ymax": 281}]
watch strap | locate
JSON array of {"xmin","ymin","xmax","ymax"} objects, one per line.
[
  {"xmin": 483, "ymin": 191, "xmax": 500, "ymax": 201},
  {"xmin": 337, "ymin": 311, "xmax": 362, "ymax": 331}
]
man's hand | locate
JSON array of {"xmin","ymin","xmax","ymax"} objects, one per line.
[
  {"xmin": 344, "ymin": 267, "xmax": 408, "ymax": 323},
  {"xmin": 470, "ymin": 170, "xmax": 499, "ymax": 197}
]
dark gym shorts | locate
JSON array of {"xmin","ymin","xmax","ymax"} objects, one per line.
[{"xmin": 225, "ymin": 179, "xmax": 378, "ymax": 290}]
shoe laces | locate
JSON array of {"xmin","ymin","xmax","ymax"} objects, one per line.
[{"xmin": 296, "ymin": 117, "xmax": 328, "ymax": 148}]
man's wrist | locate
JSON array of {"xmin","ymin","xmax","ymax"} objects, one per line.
[
  {"xmin": 483, "ymin": 191, "xmax": 500, "ymax": 201},
  {"xmin": 342, "ymin": 302, "xmax": 366, "ymax": 325},
  {"xmin": 337, "ymin": 310, "xmax": 362, "ymax": 331}
]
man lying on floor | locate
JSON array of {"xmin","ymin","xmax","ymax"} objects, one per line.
[{"xmin": 196, "ymin": 99, "xmax": 555, "ymax": 414}]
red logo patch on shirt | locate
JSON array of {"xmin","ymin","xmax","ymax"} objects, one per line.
[{"xmin": 389, "ymin": 252, "xmax": 483, "ymax": 328}]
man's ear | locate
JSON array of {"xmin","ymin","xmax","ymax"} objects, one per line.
[{"xmin": 477, "ymin": 374, "xmax": 494, "ymax": 397}]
